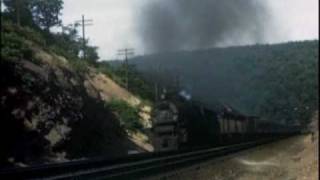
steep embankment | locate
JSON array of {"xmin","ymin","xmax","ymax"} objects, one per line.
[{"xmin": 0, "ymin": 24, "xmax": 152, "ymax": 167}]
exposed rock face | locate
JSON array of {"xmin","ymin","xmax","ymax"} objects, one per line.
[{"xmin": 0, "ymin": 58, "xmax": 84, "ymax": 166}]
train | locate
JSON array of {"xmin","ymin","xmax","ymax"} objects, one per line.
[{"xmin": 151, "ymin": 90, "xmax": 301, "ymax": 152}]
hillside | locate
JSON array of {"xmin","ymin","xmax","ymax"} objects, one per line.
[
  {"xmin": 130, "ymin": 41, "xmax": 319, "ymax": 126},
  {"xmin": 0, "ymin": 22, "xmax": 153, "ymax": 167}
]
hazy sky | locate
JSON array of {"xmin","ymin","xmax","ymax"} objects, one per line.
[{"xmin": 61, "ymin": 0, "xmax": 319, "ymax": 60}]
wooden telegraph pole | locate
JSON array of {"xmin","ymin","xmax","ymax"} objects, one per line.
[
  {"xmin": 75, "ymin": 15, "xmax": 93, "ymax": 59},
  {"xmin": 154, "ymin": 64, "xmax": 162, "ymax": 102},
  {"xmin": 1, "ymin": 0, "xmax": 20, "ymax": 26},
  {"xmin": 118, "ymin": 48, "xmax": 134, "ymax": 89},
  {"xmin": 15, "ymin": 0, "xmax": 21, "ymax": 26},
  {"xmin": 1, "ymin": 0, "xmax": 3, "ymax": 44}
]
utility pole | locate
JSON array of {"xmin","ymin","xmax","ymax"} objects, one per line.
[
  {"xmin": 1, "ymin": 0, "xmax": 3, "ymax": 44},
  {"xmin": 117, "ymin": 48, "xmax": 134, "ymax": 89},
  {"xmin": 173, "ymin": 69, "xmax": 180, "ymax": 91},
  {"xmin": 154, "ymin": 64, "xmax": 161, "ymax": 102},
  {"xmin": 15, "ymin": 0, "xmax": 21, "ymax": 26},
  {"xmin": 154, "ymin": 83, "xmax": 158, "ymax": 102},
  {"xmin": 75, "ymin": 15, "xmax": 93, "ymax": 59}
]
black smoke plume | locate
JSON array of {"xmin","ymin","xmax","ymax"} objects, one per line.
[{"xmin": 137, "ymin": 0, "xmax": 269, "ymax": 53}]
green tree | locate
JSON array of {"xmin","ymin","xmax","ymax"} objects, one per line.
[
  {"xmin": 85, "ymin": 46, "xmax": 99, "ymax": 64},
  {"xmin": 29, "ymin": 0, "xmax": 63, "ymax": 31},
  {"xmin": 2, "ymin": 0, "xmax": 34, "ymax": 27},
  {"xmin": 49, "ymin": 23, "xmax": 82, "ymax": 59}
]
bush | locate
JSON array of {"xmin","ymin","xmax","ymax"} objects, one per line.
[
  {"xmin": 49, "ymin": 44, "xmax": 78, "ymax": 61},
  {"xmin": 97, "ymin": 63, "xmax": 113, "ymax": 77},
  {"xmin": 69, "ymin": 59, "xmax": 90, "ymax": 74},
  {"xmin": 16, "ymin": 26, "xmax": 46, "ymax": 47},
  {"xmin": 107, "ymin": 100, "xmax": 143, "ymax": 132},
  {"xmin": 3, "ymin": 21, "xmax": 46, "ymax": 47},
  {"xmin": 1, "ymin": 32, "xmax": 34, "ymax": 61}
]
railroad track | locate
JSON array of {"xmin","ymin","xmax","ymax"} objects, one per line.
[{"xmin": 0, "ymin": 137, "xmax": 287, "ymax": 180}]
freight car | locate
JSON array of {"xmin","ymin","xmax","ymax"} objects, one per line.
[{"xmin": 151, "ymin": 91, "xmax": 300, "ymax": 151}]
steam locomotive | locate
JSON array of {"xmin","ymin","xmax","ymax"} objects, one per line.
[{"xmin": 151, "ymin": 90, "xmax": 300, "ymax": 151}]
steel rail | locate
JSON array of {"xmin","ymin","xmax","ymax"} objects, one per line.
[{"xmin": 0, "ymin": 137, "xmax": 288, "ymax": 180}]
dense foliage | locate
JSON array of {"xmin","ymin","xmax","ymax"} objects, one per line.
[
  {"xmin": 29, "ymin": 0, "xmax": 63, "ymax": 31},
  {"xmin": 131, "ymin": 41, "xmax": 319, "ymax": 127},
  {"xmin": 107, "ymin": 100, "xmax": 143, "ymax": 132},
  {"xmin": 3, "ymin": 0, "xmax": 63, "ymax": 31},
  {"xmin": 2, "ymin": 0, "xmax": 35, "ymax": 27},
  {"xmin": 1, "ymin": 21, "xmax": 41, "ymax": 61},
  {"xmin": 1, "ymin": 0, "xmax": 99, "ymax": 64}
]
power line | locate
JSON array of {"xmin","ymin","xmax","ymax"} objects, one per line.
[
  {"xmin": 117, "ymin": 48, "xmax": 135, "ymax": 89},
  {"xmin": 75, "ymin": 15, "xmax": 93, "ymax": 59}
]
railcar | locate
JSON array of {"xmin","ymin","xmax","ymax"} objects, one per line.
[{"xmin": 151, "ymin": 92, "xmax": 299, "ymax": 151}]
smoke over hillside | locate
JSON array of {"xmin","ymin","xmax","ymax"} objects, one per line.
[
  {"xmin": 137, "ymin": 0, "xmax": 270, "ymax": 53},
  {"xmin": 131, "ymin": 41, "xmax": 318, "ymax": 125}
]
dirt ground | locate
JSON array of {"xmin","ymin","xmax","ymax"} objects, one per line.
[
  {"xmin": 146, "ymin": 134, "xmax": 318, "ymax": 180},
  {"xmin": 203, "ymin": 135, "xmax": 319, "ymax": 180}
]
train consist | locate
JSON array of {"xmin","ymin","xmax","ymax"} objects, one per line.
[{"xmin": 151, "ymin": 91, "xmax": 300, "ymax": 151}]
